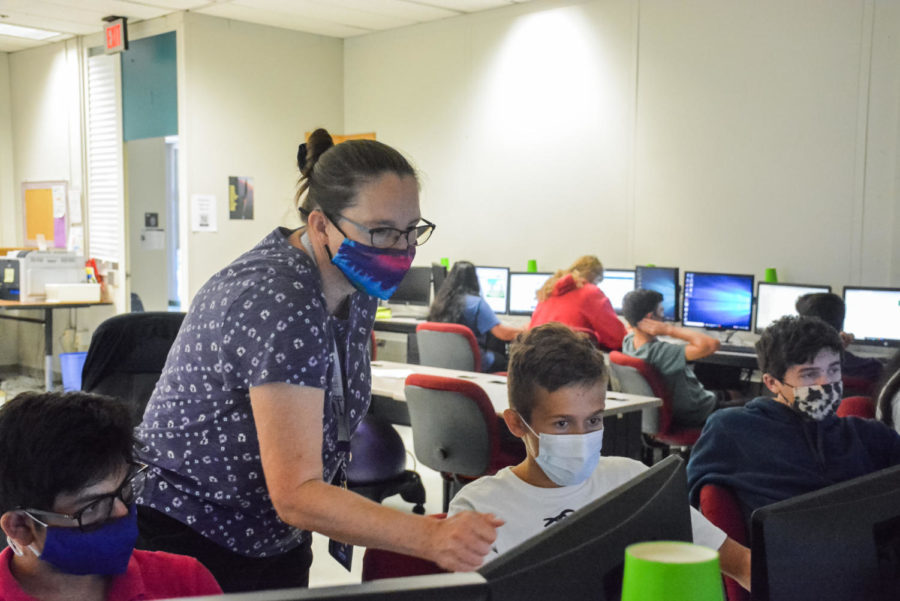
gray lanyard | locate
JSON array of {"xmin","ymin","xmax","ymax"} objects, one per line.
[{"xmin": 300, "ymin": 231, "xmax": 351, "ymax": 467}]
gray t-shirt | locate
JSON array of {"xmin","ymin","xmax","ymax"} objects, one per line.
[
  {"xmin": 136, "ymin": 227, "xmax": 377, "ymax": 557},
  {"xmin": 622, "ymin": 333, "xmax": 716, "ymax": 427}
]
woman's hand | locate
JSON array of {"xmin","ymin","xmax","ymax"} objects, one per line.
[{"xmin": 425, "ymin": 511, "xmax": 504, "ymax": 571}]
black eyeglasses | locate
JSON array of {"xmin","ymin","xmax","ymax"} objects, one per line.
[
  {"xmin": 22, "ymin": 463, "xmax": 148, "ymax": 532},
  {"xmin": 327, "ymin": 213, "xmax": 435, "ymax": 249}
]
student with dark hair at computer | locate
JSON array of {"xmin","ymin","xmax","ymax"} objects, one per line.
[
  {"xmin": 875, "ymin": 349, "xmax": 900, "ymax": 434},
  {"xmin": 529, "ymin": 255, "xmax": 627, "ymax": 351},
  {"xmin": 621, "ymin": 289, "xmax": 741, "ymax": 428},
  {"xmin": 795, "ymin": 292, "xmax": 884, "ymax": 389},
  {"xmin": 687, "ymin": 315, "xmax": 900, "ymax": 520},
  {"xmin": 428, "ymin": 260, "xmax": 524, "ymax": 371},
  {"xmin": 0, "ymin": 391, "xmax": 221, "ymax": 601},
  {"xmin": 448, "ymin": 323, "xmax": 751, "ymax": 591}
]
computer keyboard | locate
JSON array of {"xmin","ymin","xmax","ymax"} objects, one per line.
[{"xmin": 718, "ymin": 343, "xmax": 756, "ymax": 354}]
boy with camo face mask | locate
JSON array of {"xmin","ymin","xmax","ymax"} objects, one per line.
[{"xmin": 688, "ymin": 315, "xmax": 900, "ymax": 519}]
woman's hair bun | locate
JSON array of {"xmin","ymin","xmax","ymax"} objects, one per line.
[{"xmin": 300, "ymin": 128, "xmax": 335, "ymax": 177}]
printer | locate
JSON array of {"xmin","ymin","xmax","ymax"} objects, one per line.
[{"xmin": 0, "ymin": 250, "xmax": 85, "ymax": 301}]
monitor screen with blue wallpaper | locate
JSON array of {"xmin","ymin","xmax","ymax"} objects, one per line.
[
  {"xmin": 682, "ymin": 271, "xmax": 755, "ymax": 331},
  {"xmin": 635, "ymin": 266, "xmax": 679, "ymax": 321}
]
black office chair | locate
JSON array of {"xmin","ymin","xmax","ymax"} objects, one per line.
[{"xmin": 81, "ymin": 312, "xmax": 185, "ymax": 425}]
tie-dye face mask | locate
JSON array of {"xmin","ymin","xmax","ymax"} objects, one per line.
[{"xmin": 329, "ymin": 238, "xmax": 415, "ymax": 299}]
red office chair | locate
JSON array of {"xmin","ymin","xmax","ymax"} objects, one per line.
[
  {"xmin": 404, "ymin": 374, "xmax": 525, "ymax": 511},
  {"xmin": 362, "ymin": 514, "xmax": 448, "ymax": 581},
  {"xmin": 608, "ymin": 351, "xmax": 702, "ymax": 460},
  {"xmin": 416, "ymin": 322, "xmax": 482, "ymax": 372},
  {"xmin": 699, "ymin": 484, "xmax": 749, "ymax": 601},
  {"xmin": 842, "ymin": 375, "xmax": 875, "ymax": 398},
  {"xmin": 836, "ymin": 395, "xmax": 876, "ymax": 419}
]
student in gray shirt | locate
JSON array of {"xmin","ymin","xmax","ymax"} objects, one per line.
[{"xmin": 621, "ymin": 289, "xmax": 741, "ymax": 427}]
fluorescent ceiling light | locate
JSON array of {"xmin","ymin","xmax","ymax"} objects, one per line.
[{"xmin": 0, "ymin": 23, "xmax": 60, "ymax": 40}]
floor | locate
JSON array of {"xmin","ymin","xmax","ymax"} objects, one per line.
[{"xmin": 0, "ymin": 373, "xmax": 444, "ymax": 590}]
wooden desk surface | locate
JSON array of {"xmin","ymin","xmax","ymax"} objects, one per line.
[{"xmin": 371, "ymin": 360, "xmax": 661, "ymax": 416}]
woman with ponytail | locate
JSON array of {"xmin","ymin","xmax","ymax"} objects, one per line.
[
  {"xmin": 529, "ymin": 255, "xmax": 626, "ymax": 351},
  {"xmin": 134, "ymin": 129, "xmax": 502, "ymax": 591}
]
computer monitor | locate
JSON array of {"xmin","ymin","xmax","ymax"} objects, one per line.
[
  {"xmin": 634, "ymin": 266, "xmax": 679, "ymax": 321},
  {"xmin": 479, "ymin": 455, "xmax": 692, "ymax": 601},
  {"xmin": 682, "ymin": 271, "xmax": 755, "ymax": 331},
  {"xmin": 754, "ymin": 282, "xmax": 832, "ymax": 332},
  {"xmin": 388, "ymin": 266, "xmax": 432, "ymax": 306},
  {"xmin": 598, "ymin": 269, "xmax": 636, "ymax": 314},
  {"xmin": 508, "ymin": 272, "xmax": 551, "ymax": 315},
  {"xmin": 475, "ymin": 266, "xmax": 509, "ymax": 314},
  {"xmin": 842, "ymin": 286, "xmax": 900, "ymax": 347},
  {"xmin": 751, "ymin": 463, "xmax": 900, "ymax": 601},
  {"xmin": 207, "ymin": 573, "xmax": 488, "ymax": 600},
  {"xmin": 431, "ymin": 263, "xmax": 448, "ymax": 297}
]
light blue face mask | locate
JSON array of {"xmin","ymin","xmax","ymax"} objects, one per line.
[{"xmin": 520, "ymin": 416, "xmax": 604, "ymax": 486}]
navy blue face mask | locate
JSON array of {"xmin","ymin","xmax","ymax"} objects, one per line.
[{"xmin": 31, "ymin": 504, "xmax": 138, "ymax": 575}]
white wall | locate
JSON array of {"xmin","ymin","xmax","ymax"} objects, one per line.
[
  {"xmin": 0, "ymin": 51, "xmax": 16, "ymax": 367},
  {"xmin": 180, "ymin": 13, "xmax": 344, "ymax": 298},
  {"xmin": 3, "ymin": 40, "xmax": 115, "ymax": 374},
  {"xmin": 345, "ymin": 0, "xmax": 900, "ymax": 290},
  {"xmin": 0, "ymin": 52, "xmax": 14, "ymax": 247}
]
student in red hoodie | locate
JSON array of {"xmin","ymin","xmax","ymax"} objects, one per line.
[{"xmin": 529, "ymin": 255, "xmax": 626, "ymax": 351}]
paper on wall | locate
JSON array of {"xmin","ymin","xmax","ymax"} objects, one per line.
[{"xmin": 191, "ymin": 194, "xmax": 217, "ymax": 232}]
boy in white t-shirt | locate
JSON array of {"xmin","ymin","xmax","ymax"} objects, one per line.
[{"xmin": 448, "ymin": 323, "xmax": 751, "ymax": 591}]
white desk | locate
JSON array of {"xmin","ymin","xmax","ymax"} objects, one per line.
[
  {"xmin": 370, "ymin": 361, "xmax": 661, "ymax": 461},
  {"xmin": 371, "ymin": 360, "xmax": 660, "ymax": 415}
]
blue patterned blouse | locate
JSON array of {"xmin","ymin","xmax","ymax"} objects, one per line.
[{"xmin": 136, "ymin": 228, "xmax": 377, "ymax": 557}]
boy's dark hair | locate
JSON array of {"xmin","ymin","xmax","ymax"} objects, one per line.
[
  {"xmin": 795, "ymin": 292, "xmax": 845, "ymax": 332},
  {"xmin": 507, "ymin": 323, "xmax": 607, "ymax": 421},
  {"xmin": 0, "ymin": 391, "xmax": 135, "ymax": 514},
  {"xmin": 755, "ymin": 315, "xmax": 844, "ymax": 381},
  {"xmin": 622, "ymin": 289, "xmax": 664, "ymax": 327}
]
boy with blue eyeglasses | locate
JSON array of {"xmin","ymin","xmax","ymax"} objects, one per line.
[{"xmin": 448, "ymin": 323, "xmax": 750, "ymax": 591}]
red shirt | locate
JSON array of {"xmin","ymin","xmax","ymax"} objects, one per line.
[
  {"xmin": 0, "ymin": 548, "xmax": 221, "ymax": 601},
  {"xmin": 529, "ymin": 274, "xmax": 627, "ymax": 351}
]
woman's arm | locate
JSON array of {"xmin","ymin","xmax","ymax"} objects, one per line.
[
  {"xmin": 250, "ymin": 382, "xmax": 503, "ymax": 571},
  {"xmin": 490, "ymin": 323, "xmax": 525, "ymax": 342}
]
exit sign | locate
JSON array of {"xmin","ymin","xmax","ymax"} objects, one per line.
[{"xmin": 104, "ymin": 18, "xmax": 127, "ymax": 54}]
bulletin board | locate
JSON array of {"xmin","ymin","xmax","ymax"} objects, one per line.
[
  {"xmin": 22, "ymin": 181, "xmax": 68, "ymax": 248},
  {"xmin": 305, "ymin": 132, "xmax": 376, "ymax": 144}
]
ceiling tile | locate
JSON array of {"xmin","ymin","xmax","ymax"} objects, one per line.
[
  {"xmin": 194, "ymin": 2, "xmax": 371, "ymax": 38},
  {"xmin": 413, "ymin": 0, "xmax": 514, "ymax": 13}
]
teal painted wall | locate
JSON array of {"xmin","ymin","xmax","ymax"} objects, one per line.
[{"xmin": 122, "ymin": 31, "xmax": 177, "ymax": 141}]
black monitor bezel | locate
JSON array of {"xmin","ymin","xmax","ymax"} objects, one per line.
[
  {"xmin": 474, "ymin": 265, "xmax": 511, "ymax": 315},
  {"xmin": 750, "ymin": 463, "xmax": 900, "ymax": 601},
  {"xmin": 388, "ymin": 265, "xmax": 433, "ymax": 306},
  {"xmin": 681, "ymin": 270, "xmax": 756, "ymax": 332},
  {"xmin": 752, "ymin": 281, "xmax": 832, "ymax": 333},
  {"xmin": 599, "ymin": 268, "xmax": 636, "ymax": 315},
  {"xmin": 507, "ymin": 271, "xmax": 552, "ymax": 316},
  {"xmin": 479, "ymin": 455, "xmax": 691, "ymax": 601},
  {"xmin": 841, "ymin": 285, "xmax": 900, "ymax": 348},
  {"xmin": 634, "ymin": 265, "xmax": 680, "ymax": 322}
]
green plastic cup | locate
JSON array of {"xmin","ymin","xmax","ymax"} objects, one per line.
[
  {"xmin": 621, "ymin": 541, "xmax": 723, "ymax": 601},
  {"xmin": 527, "ymin": 259, "xmax": 538, "ymax": 273},
  {"xmin": 764, "ymin": 267, "xmax": 778, "ymax": 283}
]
